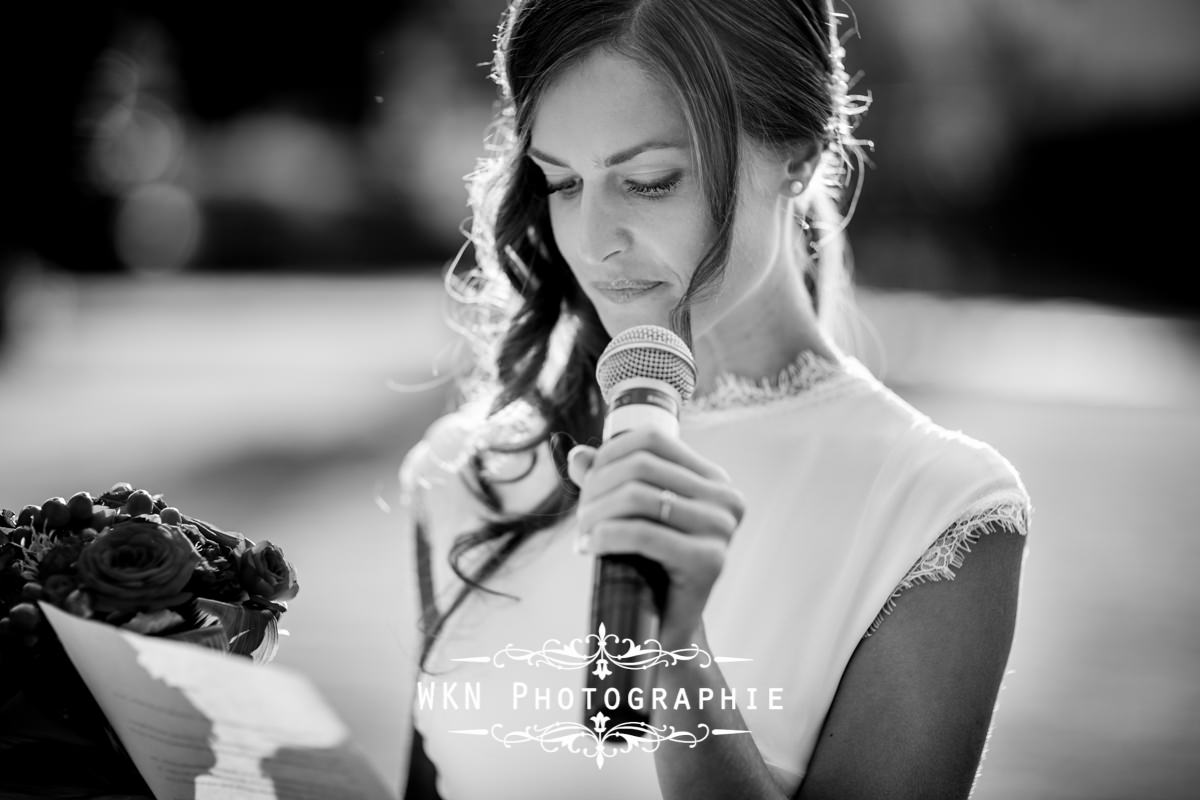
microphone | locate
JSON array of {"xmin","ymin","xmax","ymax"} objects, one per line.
[{"xmin": 584, "ymin": 324, "xmax": 697, "ymax": 734}]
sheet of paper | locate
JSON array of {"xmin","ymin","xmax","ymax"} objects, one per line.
[{"xmin": 40, "ymin": 602, "xmax": 398, "ymax": 800}]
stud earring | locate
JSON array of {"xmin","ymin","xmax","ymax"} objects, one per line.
[{"xmin": 787, "ymin": 179, "xmax": 805, "ymax": 196}]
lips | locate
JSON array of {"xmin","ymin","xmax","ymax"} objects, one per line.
[
  {"xmin": 592, "ymin": 279, "xmax": 662, "ymax": 291},
  {"xmin": 591, "ymin": 280, "xmax": 664, "ymax": 304}
]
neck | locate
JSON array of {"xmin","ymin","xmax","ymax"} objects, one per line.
[{"xmin": 691, "ymin": 256, "xmax": 841, "ymax": 396}]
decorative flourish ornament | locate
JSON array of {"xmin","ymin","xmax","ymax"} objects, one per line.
[
  {"xmin": 475, "ymin": 720, "xmax": 750, "ymax": 769},
  {"xmin": 456, "ymin": 622, "xmax": 715, "ymax": 674}
]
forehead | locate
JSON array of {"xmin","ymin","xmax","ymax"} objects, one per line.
[{"xmin": 530, "ymin": 49, "xmax": 690, "ymax": 161}]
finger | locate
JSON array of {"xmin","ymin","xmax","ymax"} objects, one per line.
[
  {"xmin": 591, "ymin": 428, "xmax": 728, "ymax": 482},
  {"xmin": 577, "ymin": 481, "xmax": 738, "ymax": 540},
  {"xmin": 587, "ymin": 519, "xmax": 726, "ymax": 583},
  {"xmin": 566, "ymin": 445, "xmax": 597, "ymax": 488},
  {"xmin": 579, "ymin": 450, "xmax": 744, "ymax": 520},
  {"xmin": 579, "ymin": 448, "xmax": 704, "ymax": 503}
]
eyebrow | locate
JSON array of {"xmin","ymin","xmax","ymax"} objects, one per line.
[{"xmin": 527, "ymin": 139, "xmax": 687, "ymax": 169}]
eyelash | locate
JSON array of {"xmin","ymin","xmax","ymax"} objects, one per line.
[{"xmin": 544, "ymin": 174, "xmax": 681, "ymax": 200}]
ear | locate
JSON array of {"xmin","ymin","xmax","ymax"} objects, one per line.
[{"xmin": 782, "ymin": 137, "xmax": 822, "ymax": 194}]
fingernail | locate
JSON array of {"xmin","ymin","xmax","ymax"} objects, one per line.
[{"xmin": 574, "ymin": 531, "xmax": 591, "ymax": 555}]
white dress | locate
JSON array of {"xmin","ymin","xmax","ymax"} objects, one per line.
[{"xmin": 399, "ymin": 353, "xmax": 1031, "ymax": 800}]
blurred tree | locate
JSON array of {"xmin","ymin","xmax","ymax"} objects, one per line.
[
  {"xmin": 846, "ymin": 0, "xmax": 1200, "ymax": 313},
  {"xmin": 1, "ymin": 3, "xmax": 121, "ymax": 348},
  {"xmin": 2, "ymin": 0, "xmax": 1196, "ymax": 314},
  {"xmin": 2, "ymin": 3, "xmax": 123, "ymax": 273}
]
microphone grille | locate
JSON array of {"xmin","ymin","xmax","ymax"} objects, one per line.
[{"xmin": 596, "ymin": 325, "xmax": 697, "ymax": 405}]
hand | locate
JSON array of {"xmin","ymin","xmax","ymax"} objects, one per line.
[{"xmin": 567, "ymin": 428, "xmax": 745, "ymax": 651}]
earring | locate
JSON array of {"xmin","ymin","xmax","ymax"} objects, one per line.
[{"xmin": 787, "ymin": 179, "xmax": 805, "ymax": 196}]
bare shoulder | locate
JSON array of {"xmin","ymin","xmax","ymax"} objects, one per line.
[
  {"xmin": 796, "ymin": 523, "xmax": 1027, "ymax": 800},
  {"xmin": 400, "ymin": 402, "xmax": 560, "ymax": 522},
  {"xmin": 401, "ymin": 409, "xmax": 485, "ymax": 490}
]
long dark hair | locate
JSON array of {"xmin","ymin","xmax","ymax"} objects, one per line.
[{"xmin": 418, "ymin": 0, "xmax": 870, "ymax": 670}]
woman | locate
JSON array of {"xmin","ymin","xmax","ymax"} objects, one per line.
[{"xmin": 400, "ymin": 1, "xmax": 1031, "ymax": 798}]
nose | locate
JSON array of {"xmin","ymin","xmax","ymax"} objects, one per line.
[{"xmin": 578, "ymin": 188, "xmax": 628, "ymax": 265}]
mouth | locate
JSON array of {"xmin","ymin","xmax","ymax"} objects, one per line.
[{"xmin": 591, "ymin": 280, "xmax": 665, "ymax": 304}]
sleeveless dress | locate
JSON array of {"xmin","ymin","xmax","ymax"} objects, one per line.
[{"xmin": 399, "ymin": 353, "xmax": 1031, "ymax": 800}]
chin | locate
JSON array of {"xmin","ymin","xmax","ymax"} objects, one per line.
[{"xmin": 597, "ymin": 308, "xmax": 675, "ymax": 337}]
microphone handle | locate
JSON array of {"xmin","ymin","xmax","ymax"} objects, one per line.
[
  {"xmin": 583, "ymin": 379, "xmax": 683, "ymax": 736},
  {"xmin": 585, "ymin": 554, "xmax": 669, "ymax": 732}
]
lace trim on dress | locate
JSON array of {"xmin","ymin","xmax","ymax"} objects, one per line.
[
  {"xmin": 686, "ymin": 349, "xmax": 846, "ymax": 413},
  {"xmin": 865, "ymin": 498, "xmax": 1030, "ymax": 637}
]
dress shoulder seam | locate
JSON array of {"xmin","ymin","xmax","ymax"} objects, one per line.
[{"xmin": 864, "ymin": 498, "xmax": 1030, "ymax": 637}]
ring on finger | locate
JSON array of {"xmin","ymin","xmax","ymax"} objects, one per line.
[{"xmin": 658, "ymin": 489, "xmax": 677, "ymax": 523}]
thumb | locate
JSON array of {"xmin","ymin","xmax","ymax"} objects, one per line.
[{"xmin": 566, "ymin": 445, "xmax": 597, "ymax": 487}]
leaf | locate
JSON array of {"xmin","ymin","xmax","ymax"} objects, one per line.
[
  {"xmin": 181, "ymin": 515, "xmax": 247, "ymax": 554},
  {"xmin": 167, "ymin": 622, "xmax": 230, "ymax": 652},
  {"xmin": 194, "ymin": 598, "xmax": 279, "ymax": 663}
]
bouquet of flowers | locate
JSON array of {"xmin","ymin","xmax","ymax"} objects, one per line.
[{"xmin": 0, "ymin": 482, "xmax": 299, "ymax": 798}]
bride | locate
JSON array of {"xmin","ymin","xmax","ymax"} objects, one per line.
[{"xmin": 399, "ymin": 1, "xmax": 1031, "ymax": 798}]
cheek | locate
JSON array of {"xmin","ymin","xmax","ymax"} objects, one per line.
[
  {"xmin": 664, "ymin": 217, "xmax": 709, "ymax": 277},
  {"xmin": 547, "ymin": 208, "xmax": 601, "ymax": 312},
  {"xmin": 652, "ymin": 200, "xmax": 715, "ymax": 289},
  {"xmin": 547, "ymin": 205, "xmax": 583, "ymax": 274}
]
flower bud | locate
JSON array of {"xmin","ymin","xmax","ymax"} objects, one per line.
[
  {"xmin": 9, "ymin": 602, "xmax": 42, "ymax": 632},
  {"xmin": 123, "ymin": 490, "xmax": 155, "ymax": 517},
  {"xmin": 16, "ymin": 505, "xmax": 40, "ymax": 528},
  {"xmin": 67, "ymin": 492, "xmax": 95, "ymax": 527},
  {"xmin": 40, "ymin": 498, "xmax": 70, "ymax": 532}
]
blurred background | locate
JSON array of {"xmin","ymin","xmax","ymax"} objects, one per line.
[{"xmin": 1, "ymin": 1, "xmax": 1198, "ymax": 798}]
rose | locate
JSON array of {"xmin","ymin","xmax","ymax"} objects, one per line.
[
  {"xmin": 237, "ymin": 541, "xmax": 298, "ymax": 602},
  {"xmin": 76, "ymin": 521, "xmax": 201, "ymax": 613}
]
